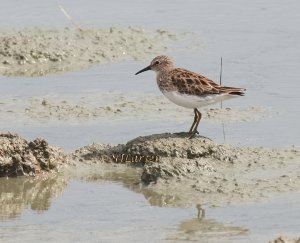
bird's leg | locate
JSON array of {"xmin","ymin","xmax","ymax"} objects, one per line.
[
  {"xmin": 188, "ymin": 108, "xmax": 199, "ymax": 134},
  {"xmin": 193, "ymin": 109, "xmax": 202, "ymax": 133},
  {"xmin": 189, "ymin": 109, "xmax": 202, "ymax": 139}
]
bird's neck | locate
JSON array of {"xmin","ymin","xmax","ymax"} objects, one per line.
[
  {"xmin": 156, "ymin": 68, "xmax": 174, "ymax": 92},
  {"xmin": 155, "ymin": 66, "xmax": 174, "ymax": 79}
]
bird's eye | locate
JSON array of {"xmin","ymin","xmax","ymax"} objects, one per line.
[{"xmin": 154, "ymin": 61, "xmax": 160, "ymax": 65}]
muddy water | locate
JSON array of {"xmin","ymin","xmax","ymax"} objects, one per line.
[{"xmin": 1, "ymin": 0, "xmax": 300, "ymax": 242}]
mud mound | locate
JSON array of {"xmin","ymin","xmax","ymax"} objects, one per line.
[
  {"xmin": 123, "ymin": 133, "xmax": 235, "ymax": 160},
  {"xmin": 270, "ymin": 236, "xmax": 300, "ymax": 243},
  {"xmin": 122, "ymin": 133, "xmax": 237, "ymax": 184},
  {"xmin": 0, "ymin": 27, "xmax": 176, "ymax": 76},
  {"xmin": 72, "ymin": 133, "xmax": 300, "ymax": 207},
  {"xmin": 0, "ymin": 133, "xmax": 67, "ymax": 177}
]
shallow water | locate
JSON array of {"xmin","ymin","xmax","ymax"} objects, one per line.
[
  {"xmin": 0, "ymin": 179, "xmax": 193, "ymax": 242},
  {"xmin": 1, "ymin": 177, "xmax": 300, "ymax": 242},
  {"xmin": 1, "ymin": 0, "xmax": 300, "ymax": 242}
]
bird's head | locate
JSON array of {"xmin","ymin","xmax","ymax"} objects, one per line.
[{"xmin": 135, "ymin": 55, "xmax": 174, "ymax": 75}]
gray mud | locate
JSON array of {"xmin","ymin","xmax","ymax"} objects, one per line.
[
  {"xmin": 71, "ymin": 133, "xmax": 300, "ymax": 207},
  {"xmin": 0, "ymin": 93, "xmax": 268, "ymax": 125},
  {"xmin": 2, "ymin": 132, "xmax": 299, "ymax": 207},
  {"xmin": 0, "ymin": 133, "xmax": 67, "ymax": 177},
  {"xmin": 0, "ymin": 27, "xmax": 176, "ymax": 76}
]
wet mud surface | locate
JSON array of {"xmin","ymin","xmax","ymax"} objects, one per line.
[
  {"xmin": 0, "ymin": 93, "xmax": 268, "ymax": 126},
  {"xmin": 71, "ymin": 133, "xmax": 300, "ymax": 207},
  {"xmin": 0, "ymin": 27, "xmax": 176, "ymax": 76}
]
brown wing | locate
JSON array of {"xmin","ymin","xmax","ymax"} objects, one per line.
[
  {"xmin": 169, "ymin": 68, "xmax": 245, "ymax": 96},
  {"xmin": 169, "ymin": 68, "xmax": 221, "ymax": 95}
]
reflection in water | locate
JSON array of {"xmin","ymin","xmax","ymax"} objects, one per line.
[
  {"xmin": 196, "ymin": 203, "xmax": 205, "ymax": 219},
  {"xmin": 0, "ymin": 175, "xmax": 68, "ymax": 220},
  {"xmin": 142, "ymin": 189, "xmax": 181, "ymax": 207},
  {"xmin": 85, "ymin": 166, "xmax": 249, "ymax": 241},
  {"xmin": 168, "ymin": 216, "xmax": 248, "ymax": 241},
  {"xmin": 84, "ymin": 165, "xmax": 183, "ymax": 207}
]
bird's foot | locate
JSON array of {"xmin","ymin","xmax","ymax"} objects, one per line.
[{"xmin": 188, "ymin": 130, "xmax": 199, "ymax": 139}]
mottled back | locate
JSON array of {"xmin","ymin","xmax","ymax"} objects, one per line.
[{"xmin": 157, "ymin": 68, "xmax": 245, "ymax": 96}]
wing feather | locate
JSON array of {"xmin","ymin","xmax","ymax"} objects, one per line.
[
  {"xmin": 169, "ymin": 68, "xmax": 221, "ymax": 96},
  {"xmin": 168, "ymin": 68, "xmax": 245, "ymax": 96}
]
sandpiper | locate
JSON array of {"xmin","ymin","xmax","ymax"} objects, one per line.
[{"xmin": 135, "ymin": 55, "xmax": 245, "ymax": 138}]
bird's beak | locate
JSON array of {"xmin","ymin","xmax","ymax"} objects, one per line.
[{"xmin": 135, "ymin": 65, "xmax": 151, "ymax": 75}]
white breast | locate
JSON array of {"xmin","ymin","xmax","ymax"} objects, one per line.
[{"xmin": 162, "ymin": 91, "xmax": 236, "ymax": 109}]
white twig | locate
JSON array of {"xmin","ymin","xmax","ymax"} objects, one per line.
[{"xmin": 58, "ymin": 4, "xmax": 83, "ymax": 31}]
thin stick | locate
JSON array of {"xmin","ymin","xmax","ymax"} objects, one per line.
[
  {"xmin": 219, "ymin": 57, "xmax": 223, "ymax": 109},
  {"xmin": 58, "ymin": 4, "xmax": 83, "ymax": 31},
  {"xmin": 219, "ymin": 57, "xmax": 226, "ymax": 143},
  {"xmin": 219, "ymin": 57, "xmax": 223, "ymax": 86}
]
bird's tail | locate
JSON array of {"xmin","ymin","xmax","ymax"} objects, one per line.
[{"xmin": 220, "ymin": 86, "xmax": 246, "ymax": 96}]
